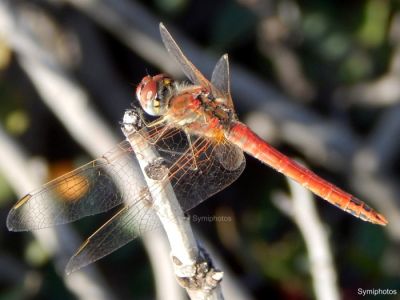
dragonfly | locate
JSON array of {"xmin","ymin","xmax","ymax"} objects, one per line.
[{"xmin": 7, "ymin": 23, "xmax": 388, "ymax": 274}]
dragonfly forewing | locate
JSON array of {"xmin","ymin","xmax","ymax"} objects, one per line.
[
  {"xmin": 7, "ymin": 140, "xmax": 148, "ymax": 231},
  {"xmin": 159, "ymin": 23, "xmax": 212, "ymax": 92}
]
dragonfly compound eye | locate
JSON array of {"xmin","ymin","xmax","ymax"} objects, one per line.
[{"xmin": 136, "ymin": 74, "xmax": 172, "ymax": 116}]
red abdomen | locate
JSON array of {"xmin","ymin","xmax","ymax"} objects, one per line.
[{"xmin": 227, "ymin": 122, "xmax": 387, "ymax": 225}]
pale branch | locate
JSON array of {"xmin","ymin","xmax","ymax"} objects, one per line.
[
  {"xmin": 121, "ymin": 110, "xmax": 224, "ymax": 300},
  {"xmin": 145, "ymin": 231, "xmax": 187, "ymax": 300},
  {"xmin": 272, "ymin": 176, "xmax": 340, "ymax": 300},
  {"xmin": 195, "ymin": 231, "xmax": 256, "ymax": 300}
]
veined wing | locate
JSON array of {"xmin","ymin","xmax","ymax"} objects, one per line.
[
  {"xmin": 7, "ymin": 140, "xmax": 148, "ymax": 231},
  {"xmin": 160, "ymin": 23, "xmax": 234, "ymax": 107},
  {"xmin": 159, "ymin": 23, "xmax": 213, "ymax": 93},
  {"xmin": 65, "ymin": 128, "xmax": 246, "ymax": 272},
  {"xmin": 211, "ymin": 54, "xmax": 234, "ymax": 108},
  {"xmin": 150, "ymin": 128, "xmax": 246, "ymax": 211},
  {"xmin": 66, "ymin": 197, "xmax": 161, "ymax": 274}
]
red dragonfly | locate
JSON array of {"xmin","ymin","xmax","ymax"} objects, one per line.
[{"xmin": 7, "ymin": 23, "xmax": 387, "ymax": 274}]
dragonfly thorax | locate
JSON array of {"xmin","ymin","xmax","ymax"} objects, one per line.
[{"xmin": 164, "ymin": 87, "xmax": 235, "ymax": 143}]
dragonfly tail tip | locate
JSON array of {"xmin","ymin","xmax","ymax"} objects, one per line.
[{"xmin": 375, "ymin": 213, "xmax": 388, "ymax": 226}]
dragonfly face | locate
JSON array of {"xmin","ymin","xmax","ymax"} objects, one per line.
[{"xmin": 136, "ymin": 74, "xmax": 174, "ymax": 116}]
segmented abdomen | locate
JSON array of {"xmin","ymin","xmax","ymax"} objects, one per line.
[{"xmin": 227, "ymin": 122, "xmax": 387, "ymax": 225}]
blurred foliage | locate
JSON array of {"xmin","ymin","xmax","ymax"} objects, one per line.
[
  {"xmin": 154, "ymin": 0, "xmax": 188, "ymax": 14},
  {"xmin": 5, "ymin": 110, "xmax": 30, "ymax": 136},
  {"xmin": 0, "ymin": 174, "xmax": 13, "ymax": 205},
  {"xmin": 357, "ymin": 0, "xmax": 390, "ymax": 48},
  {"xmin": 209, "ymin": 1, "xmax": 257, "ymax": 51},
  {"xmin": 0, "ymin": 38, "xmax": 12, "ymax": 71}
]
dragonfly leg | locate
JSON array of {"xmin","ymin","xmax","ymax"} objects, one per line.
[{"xmin": 122, "ymin": 109, "xmax": 171, "ymax": 145}]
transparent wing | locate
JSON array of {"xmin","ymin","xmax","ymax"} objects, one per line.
[
  {"xmin": 160, "ymin": 23, "xmax": 234, "ymax": 108},
  {"xmin": 155, "ymin": 130, "xmax": 246, "ymax": 211},
  {"xmin": 65, "ymin": 199, "xmax": 161, "ymax": 274},
  {"xmin": 159, "ymin": 23, "xmax": 212, "ymax": 92},
  {"xmin": 8, "ymin": 120, "xmax": 246, "ymax": 271},
  {"xmin": 65, "ymin": 127, "xmax": 246, "ymax": 272},
  {"xmin": 7, "ymin": 140, "xmax": 148, "ymax": 231},
  {"xmin": 211, "ymin": 54, "xmax": 234, "ymax": 107},
  {"xmin": 211, "ymin": 54, "xmax": 230, "ymax": 96},
  {"xmin": 137, "ymin": 124, "xmax": 246, "ymax": 211}
]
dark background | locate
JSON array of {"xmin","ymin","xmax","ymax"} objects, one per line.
[{"xmin": 0, "ymin": 0, "xmax": 399, "ymax": 299}]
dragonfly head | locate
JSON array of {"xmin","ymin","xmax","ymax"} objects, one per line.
[{"xmin": 136, "ymin": 74, "xmax": 174, "ymax": 116}]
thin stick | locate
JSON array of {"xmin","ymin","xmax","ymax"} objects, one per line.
[
  {"xmin": 273, "ymin": 175, "xmax": 340, "ymax": 300},
  {"xmin": 122, "ymin": 112, "xmax": 224, "ymax": 299}
]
